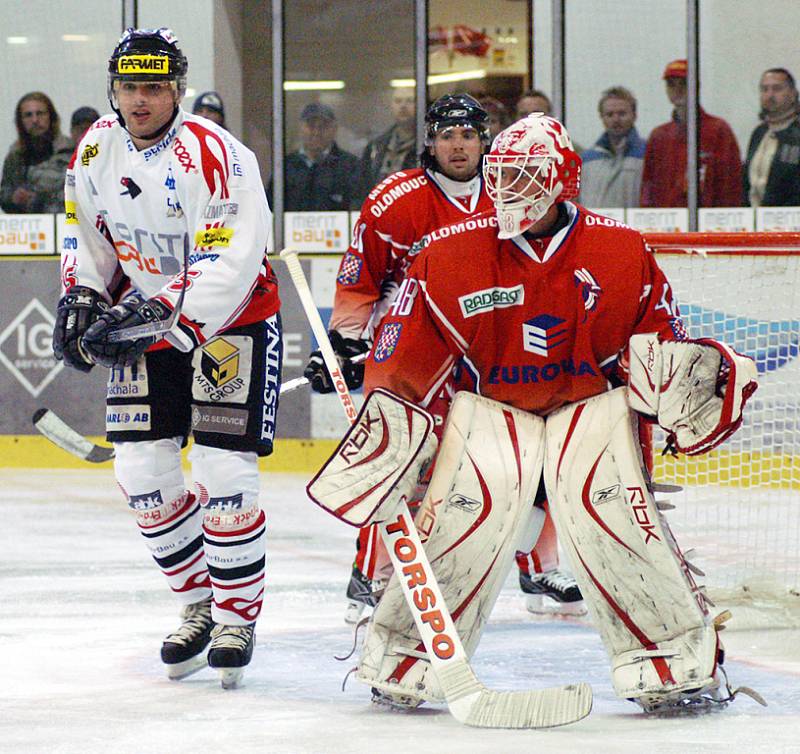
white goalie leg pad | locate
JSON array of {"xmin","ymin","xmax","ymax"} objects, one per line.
[
  {"xmin": 627, "ymin": 333, "xmax": 758, "ymax": 455},
  {"xmin": 115, "ymin": 438, "xmax": 210, "ymax": 605},
  {"xmin": 357, "ymin": 391, "xmax": 545, "ymax": 705},
  {"xmin": 190, "ymin": 445, "xmax": 266, "ymax": 625},
  {"xmin": 307, "ymin": 388, "xmax": 437, "ymax": 527},
  {"xmin": 544, "ymin": 388, "xmax": 720, "ymax": 707}
]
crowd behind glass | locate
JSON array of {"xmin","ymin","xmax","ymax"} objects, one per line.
[{"xmin": 3, "ymin": 59, "xmax": 800, "ymax": 219}]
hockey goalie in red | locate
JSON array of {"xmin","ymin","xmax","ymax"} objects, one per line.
[
  {"xmin": 321, "ymin": 113, "xmax": 763, "ymax": 714},
  {"xmin": 305, "ymin": 94, "xmax": 584, "ymax": 622}
]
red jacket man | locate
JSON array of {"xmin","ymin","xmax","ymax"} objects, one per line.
[{"xmin": 641, "ymin": 59, "xmax": 742, "ymax": 207}]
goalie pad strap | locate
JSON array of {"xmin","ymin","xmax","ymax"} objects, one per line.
[{"xmin": 358, "ymin": 391, "xmax": 545, "ymax": 704}]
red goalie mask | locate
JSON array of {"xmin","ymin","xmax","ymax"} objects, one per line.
[{"xmin": 483, "ymin": 114, "xmax": 581, "ymax": 238}]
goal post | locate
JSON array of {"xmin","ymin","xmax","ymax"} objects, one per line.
[{"xmin": 643, "ymin": 232, "xmax": 800, "ymax": 627}]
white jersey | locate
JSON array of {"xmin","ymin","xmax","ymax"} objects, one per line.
[{"xmin": 62, "ymin": 108, "xmax": 280, "ymax": 350}]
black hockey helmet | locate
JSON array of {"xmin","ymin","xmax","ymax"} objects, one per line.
[
  {"xmin": 424, "ymin": 93, "xmax": 491, "ymax": 147},
  {"xmin": 108, "ymin": 27, "xmax": 187, "ymax": 90},
  {"xmin": 107, "ymin": 28, "xmax": 187, "ymax": 137},
  {"xmin": 420, "ymin": 93, "xmax": 491, "ymax": 171}
]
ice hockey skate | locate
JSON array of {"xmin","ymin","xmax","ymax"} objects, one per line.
[
  {"xmin": 160, "ymin": 596, "xmax": 214, "ymax": 680},
  {"xmin": 520, "ymin": 569, "xmax": 587, "ymax": 616},
  {"xmin": 207, "ymin": 623, "xmax": 256, "ymax": 689},
  {"xmin": 343, "ymin": 564, "xmax": 383, "ymax": 624}
]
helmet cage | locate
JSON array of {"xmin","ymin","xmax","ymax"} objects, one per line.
[{"xmin": 483, "ymin": 153, "xmax": 559, "ymax": 214}]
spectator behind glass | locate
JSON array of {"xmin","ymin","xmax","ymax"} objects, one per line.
[
  {"xmin": 743, "ymin": 68, "xmax": 800, "ymax": 207},
  {"xmin": 579, "ymin": 86, "xmax": 646, "ymax": 209},
  {"xmin": 515, "ymin": 89, "xmax": 552, "ymax": 119},
  {"xmin": 477, "ymin": 95, "xmax": 511, "ymax": 139},
  {"xmin": 0, "ymin": 91, "xmax": 73, "ymax": 213},
  {"xmin": 640, "ymin": 59, "xmax": 742, "ymax": 208},
  {"xmin": 192, "ymin": 91, "xmax": 226, "ymax": 128},
  {"xmin": 268, "ymin": 102, "xmax": 359, "ymax": 211},
  {"xmin": 70, "ymin": 106, "xmax": 100, "ymax": 146},
  {"xmin": 513, "ymin": 90, "xmax": 583, "ymax": 152},
  {"xmin": 356, "ymin": 87, "xmax": 416, "ymax": 204}
]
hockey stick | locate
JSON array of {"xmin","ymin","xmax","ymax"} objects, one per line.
[
  {"xmin": 105, "ymin": 231, "xmax": 191, "ymax": 343},
  {"xmin": 280, "ymin": 247, "xmax": 592, "ymax": 729},
  {"xmin": 32, "ymin": 407, "xmax": 115, "ymax": 463},
  {"xmin": 31, "ymin": 359, "xmax": 351, "ymax": 464}
]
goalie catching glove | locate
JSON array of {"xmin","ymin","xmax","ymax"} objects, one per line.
[
  {"xmin": 81, "ymin": 292, "xmax": 173, "ymax": 368},
  {"xmin": 627, "ymin": 333, "xmax": 758, "ymax": 455},
  {"xmin": 303, "ymin": 329, "xmax": 371, "ymax": 393}
]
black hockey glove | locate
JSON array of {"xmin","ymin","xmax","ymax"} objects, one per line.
[
  {"xmin": 303, "ymin": 330, "xmax": 371, "ymax": 393},
  {"xmin": 82, "ymin": 293, "xmax": 172, "ymax": 369},
  {"xmin": 52, "ymin": 286, "xmax": 109, "ymax": 373}
]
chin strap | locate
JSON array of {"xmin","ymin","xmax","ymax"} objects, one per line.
[{"xmin": 112, "ymin": 105, "xmax": 180, "ymax": 144}]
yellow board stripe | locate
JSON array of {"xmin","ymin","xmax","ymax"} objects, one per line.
[
  {"xmin": 0, "ymin": 436, "xmax": 338, "ymax": 473},
  {"xmin": 2, "ymin": 436, "xmax": 798, "ymax": 488}
]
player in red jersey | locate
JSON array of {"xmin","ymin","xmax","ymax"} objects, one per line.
[
  {"xmin": 305, "ymin": 96, "xmax": 582, "ymax": 622},
  {"xmin": 356, "ymin": 113, "xmax": 758, "ymax": 711}
]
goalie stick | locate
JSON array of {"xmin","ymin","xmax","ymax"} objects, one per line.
[
  {"xmin": 31, "ymin": 358, "xmax": 358, "ymax": 464},
  {"xmin": 280, "ymin": 247, "xmax": 592, "ymax": 729},
  {"xmin": 105, "ymin": 231, "xmax": 191, "ymax": 343}
]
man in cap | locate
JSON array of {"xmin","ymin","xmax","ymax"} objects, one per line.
[
  {"xmin": 641, "ymin": 59, "xmax": 741, "ymax": 207},
  {"xmin": 269, "ymin": 102, "xmax": 359, "ymax": 211},
  {"xmin": 192, "ymin": 91, "xmax": 225, "ymax": 128}
]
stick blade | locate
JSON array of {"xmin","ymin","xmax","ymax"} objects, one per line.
[
  {"xmin": 32, "ymin": 408, "xmax": 114, "ymax": 463},
  {"xmin": 458, "ymin": 682, "xmax": 593, "ymax": 729}
]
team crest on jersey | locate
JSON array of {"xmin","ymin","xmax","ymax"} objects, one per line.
[
  {"xmin": 374, "ymin": 323, "xmax": 402, "ymax": 362},
  {"xmin": 336, "ymin": 251, "xmax": 362, "ymax": 286},
  {"xmin": 120, "ymin": 177, "xmax": 142, "ymax": 199},
  {"xmin": 522, "ymin": 314, "xmax": 567, "ymax": 356},
  {"xmin": 574, "ymin": 267, "xmax": 602, "ymax": 318}
]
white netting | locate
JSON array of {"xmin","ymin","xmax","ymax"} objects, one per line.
[{"xmin": 649, "ymin": 236, "xmax": 800, "ymax": 627}]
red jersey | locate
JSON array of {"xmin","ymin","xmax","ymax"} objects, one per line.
[
  {"xmin": 640, "ymin": 109, "xmax": 742, "ymax": 208},
  {"xmin": 365, "ymin": 203, "xmax": 686, "ymax": 416},
  {"xmin": 330, "ymin": 167, "xmax": 494, "ymax": 339}
]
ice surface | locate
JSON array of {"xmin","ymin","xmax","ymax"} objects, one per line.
[{"xmin": 2, "ymin": 470, "xmax": 798, "ymax": 754}]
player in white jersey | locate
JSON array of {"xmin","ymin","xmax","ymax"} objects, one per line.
[{"xmin": 51, "ymin": 28, "xmax": 282, "ymax": 688}]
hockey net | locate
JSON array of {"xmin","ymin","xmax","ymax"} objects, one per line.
[{"xmin": 645, "ymin": 232, "xmax": 800, "ymax": 628}]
